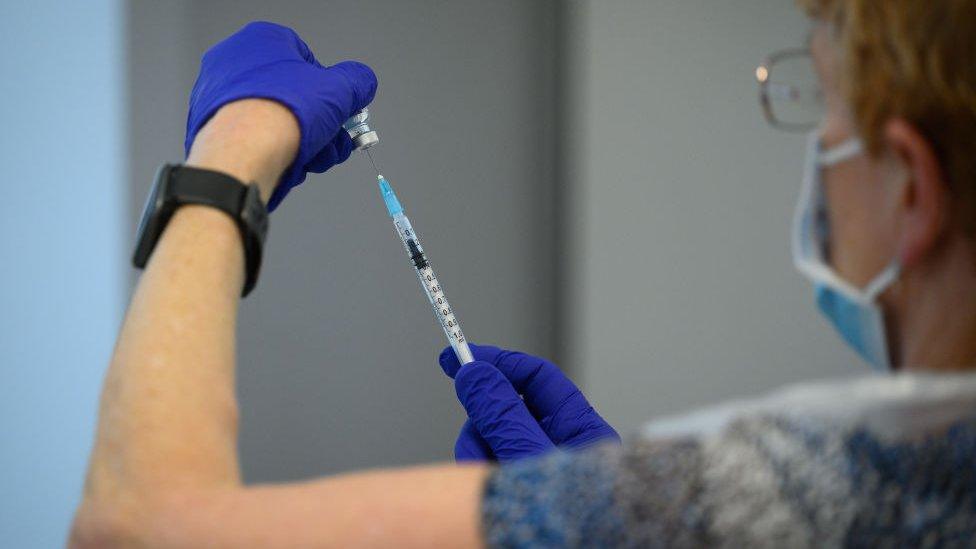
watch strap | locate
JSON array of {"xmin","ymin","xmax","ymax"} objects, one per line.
[
  {"xmin": 168, "ymin": 165, "xmax": 250, "ymax": 212},
  {"xmin": 133, "ymin": 164, "xmax": 268, "ymax": 297}
]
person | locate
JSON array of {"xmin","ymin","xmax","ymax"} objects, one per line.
[{"xmin": 71, "ymin": 0, "xmax": 976, "ymax": 545}]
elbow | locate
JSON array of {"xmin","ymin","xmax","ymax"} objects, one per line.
[
  {"xmin": 69, "ymin": 498, "xmax": 142, "ymax": 549},
  {"xmin": 71, "ymin": 489, "xmax": 235, "ymax": 548}
]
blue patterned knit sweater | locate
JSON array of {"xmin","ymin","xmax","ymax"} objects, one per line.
[{"xmin": 481, "ymin": 372, "xmax": 976, "ymax": 547}]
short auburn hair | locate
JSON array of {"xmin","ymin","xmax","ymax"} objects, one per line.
[{"xmin": 798, "ymin": 0, "xmax": 976, "ymax": 235}]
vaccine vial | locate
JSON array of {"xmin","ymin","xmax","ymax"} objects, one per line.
[{"xmin": 343, "ymin": 108, "xmax": 380, "ymax": 150}]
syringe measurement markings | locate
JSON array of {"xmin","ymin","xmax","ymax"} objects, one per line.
[
  {"xmin": 418, "ymin": 267, "xmax": 466, "ymax": 344},
  {"xmin": 423, "ymin": 279, "xmax": 462, "ymax": 339},
  {"xmin": 396, "ymin": 218, "xmax": 466, "ymax": 344}
]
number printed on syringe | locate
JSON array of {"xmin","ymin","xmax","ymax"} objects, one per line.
[
  {"xmin": 406, "ymin": 229, "xmax": 465, "ymax": 346},
  {"xmin": 422, "ymin": 267, "xmax": 465, "ymax": 344}
]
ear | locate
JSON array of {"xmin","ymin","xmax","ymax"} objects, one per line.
[{"xmin": 883, "ymin": 119, "xmax": 951, "ymax": 268}]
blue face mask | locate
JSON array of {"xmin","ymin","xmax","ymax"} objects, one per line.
[{"xmin": 793, "ymin": 132, "xmax": 900, "ymax": 371}]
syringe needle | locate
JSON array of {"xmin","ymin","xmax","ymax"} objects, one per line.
[{"xmin": 364, "ymin": 148, "xmax": 380, "ymax": 176}]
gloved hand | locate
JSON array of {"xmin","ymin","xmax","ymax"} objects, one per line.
[
  {"xmin": 439, "ymin": 343, "xmax": 620, "ymax": 462},
  {"xmin": 185, "ymin": 21, "xmax": 378, "ymax": 211}
]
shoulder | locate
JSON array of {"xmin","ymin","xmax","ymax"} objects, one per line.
[
  {"xmin": 642, "ymin": 370, "xmax": 976, "ymax": 439},
  {"xmin": 642, "ymin": 371, "xmax": 976, "ymax": 546}
]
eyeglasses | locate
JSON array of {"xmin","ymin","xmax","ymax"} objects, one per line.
[{"xmin": 756, "ymin": 48, "xmax": 823, "ymax": 132}]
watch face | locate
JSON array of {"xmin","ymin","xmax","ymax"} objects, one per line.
[{"xmin": 132, "ymin": 165, "xmax": 173, "ymax": 267}]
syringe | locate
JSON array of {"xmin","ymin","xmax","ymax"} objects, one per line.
[
  {"xmin": 342, "ymin": 108, "xmax": 474, "ymax": 365},
  {"xmin": 373, "ymin": 168, "xmax": 475, "ymax": 365}
]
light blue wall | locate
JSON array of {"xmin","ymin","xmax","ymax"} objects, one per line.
[{"xmin": 0, "ymin": 1, "xmax": 124, "ymax": 546}]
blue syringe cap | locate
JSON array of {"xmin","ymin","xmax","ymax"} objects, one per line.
[{"xmin": 377, "ymin": 175, "xmax": 403, "ymax": 216}]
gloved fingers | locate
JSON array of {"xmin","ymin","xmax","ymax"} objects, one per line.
[
  {"xmin": 245, "ymin": 21, "xmax": 317, "ymax": 63},
  {"xmin": 305, "ymin": 131, "xmax": 355, "ymax": 173},
  {"xmin": 491, "ymin": 354, "xmax": 620, "ymax": 447},
  {"xmin": 266, "ymin": 64, "xmax": 370, "ymax": 210},
  {"xmin": 270, "ymin": 134, "xmax": 346, "ymax": 209},
  {"xmin": 455, "ymin": 361, "xmax": 555, "ymax": 462},
  {"xmin": 333, "ymin": 130, "xmax": 356, "ymax": 164},
  {"xmin": 266, "ymin": 162, "xmax": 308, "ymax": 212},
  {"xmin": 441, "ymin": 344, "xmax": 540, "ymax": 379},
  {"xmin": 544, "ymin": 407, "xmax": 622, "ymax": 450},
  {"xmin": 454, "ymin": 419, "xmax": 494, "ymax": 462},
  {"xmin": 287, "ymin": 27, "xmax": 317, "ymax": 64},
  {"xmin": 439, "ymin": 343, "xmax": 621, "ymax": 447},
  {"xmin": 441, "ymin": 343, "xmax": 586, "ymax": 421},
  {"xmin": 202, "ymin": 22, "xmax": 306, "ymax": 69},
  {"xmin": 316, "ymin": 60, "xmax": 378, "ymax": 125},
  {"xmin": 438, "ymin": 346, "xmax": 465, "ymax": 378}
]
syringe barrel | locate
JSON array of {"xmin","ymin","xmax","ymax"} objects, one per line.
[
  {"xmin": 452, "ymin": 337, "xmax": 475, "ymax": 365},
  {"xmin": 391, "ymin": 212, "xmax": 474, "ymax": 365}
]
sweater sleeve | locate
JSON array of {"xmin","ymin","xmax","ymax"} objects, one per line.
[
  {"xmin": 480, "ymin": 413, "xmax": 976, "ymax": 548},
  {"xmin": 480, "ymin": 437, "xmax": 710, "ymax": 548}
]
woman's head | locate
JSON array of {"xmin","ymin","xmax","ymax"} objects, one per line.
[
  {"xmin": 779, "ymin": 0, "xmax": 976, "ymax": 369},
  {"xmin": 800, "ymin": 0, "xmax": 976, "ymax": 237}
]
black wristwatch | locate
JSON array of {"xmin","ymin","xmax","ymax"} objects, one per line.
[{"xmin": 133, "ymin": 164, "xmax": 269, "ymax": 297}]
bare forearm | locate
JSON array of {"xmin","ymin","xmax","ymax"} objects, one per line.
[
  {"xmin": 84, "ymin": 100, "xmax": 298, "ymax": 501},
  {"xmin": 86, "ymin": 205, "xmax": 245, "ymax": 497}
]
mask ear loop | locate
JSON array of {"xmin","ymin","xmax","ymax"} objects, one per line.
[
  {"xmin": 864, "ymin": 261, "xmax": 901, "ymax": 300},
  {"xmin": 819, "ymin": 137, "xmax": 863, "ymax": 166},
  {"xmin": 793, "ymin": 132, "xmax": 852, "ymax": 289},
  {"xmin": 819, "ymin": 135, "xmax": 900, "ymax": 301},
  {"xmin": 792, "ymin": 132, "xmax": 824, "ymax": 271},
  {"xmin": 794, "ymin": 132, "xmax": 899, "ymax": 301}
]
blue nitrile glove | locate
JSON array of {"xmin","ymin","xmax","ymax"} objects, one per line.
[
  {"xmin": 439, "ymin": 343, "xmax": 621, "ymax": 462},
  {"xmin": 185, "ymin": 21, "xmax": 378, "ymax": 211}
]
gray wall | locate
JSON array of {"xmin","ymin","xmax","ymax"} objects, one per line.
[
  {"xmin": 127, "ymin": 0, "xmax": 558, "ymax": 481},
  {"xmin": 562, "ymin": 0, "xmax": 858, "ymax": 435}
]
